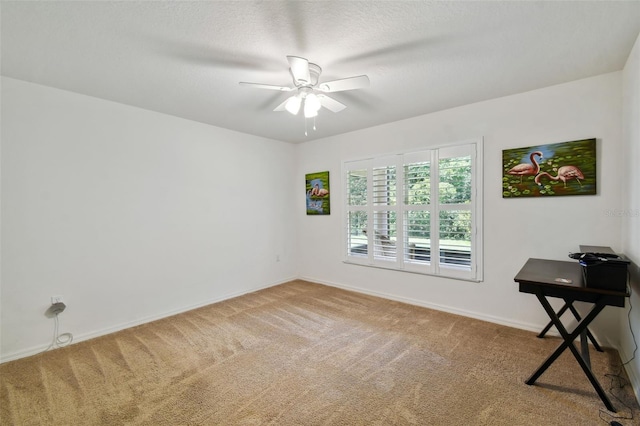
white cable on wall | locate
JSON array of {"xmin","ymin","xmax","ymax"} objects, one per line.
[{"xmin": 41, "ymin": 313, "xmax": 74, "ymax": 354}]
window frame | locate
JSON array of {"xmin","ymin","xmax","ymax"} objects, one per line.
[{"xmin": 343, "ymin": 138, "xmax": 483, "ymax": 282}]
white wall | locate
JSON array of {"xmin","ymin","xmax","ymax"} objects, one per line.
[
  {"xmin": 296, "ymin": 72, "xmax": 624, "ymax": 344},
  {"xmin": 621, "ymin": 32, "xmax": 640, "ymax": 403},
  {"xmin": 0, "ymin": 68, "xmax": 632, "ymax": 370},
  {"xmin": 0, "ymin": 77, "xmax": 298, "ymax": 361}
]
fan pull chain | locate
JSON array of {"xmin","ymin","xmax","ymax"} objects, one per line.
[{"xmin": 304, "ymin": 117, "xmax": 318, "ymax": 136}]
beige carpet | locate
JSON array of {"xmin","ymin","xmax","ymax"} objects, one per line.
[{"xmin": 1, "ymin": 280, "xmax": 638, "ymax": 425}]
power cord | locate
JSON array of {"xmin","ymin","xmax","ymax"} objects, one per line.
[
  {"xmin": 40, "ymin": 312, "xmax": 74, "ymax": 354},
  {"xmin": 598, "ymin": 371, "xmax": 635, "ymax": 424},
  {"xmin": 599, "ymin": 280, "xmax": 637, "ymax": 425},
  {"xmin": 620, "ymin": 275, "xmax": 638, "ymax": 367}
]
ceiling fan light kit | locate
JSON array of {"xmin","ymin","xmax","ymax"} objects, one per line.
[
  {"xmin": 284, "ymin": 96, "xmax": 301, "ymax": 115},
  {"xmin": 240, "ymin": 55, "xmax": 369, "ymax": 133},
  {"xmin": 304, "ymin": 93, "xmax": 321, "ymax": 118}
]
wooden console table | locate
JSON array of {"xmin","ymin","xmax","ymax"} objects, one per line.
[{"xmin": 514, "ymin": 258, "xmax": 629, "ymax": 412}]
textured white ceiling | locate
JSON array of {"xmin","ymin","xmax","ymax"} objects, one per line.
[{"xmin": 2, "ymin": 1, "xmax": 639, "ymax": 143}]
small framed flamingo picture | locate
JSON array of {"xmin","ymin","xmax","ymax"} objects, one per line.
[
  {"xmin": 306, "ymin": 171, "xmax": 331, "ymax": 215},
  {"xmin": 502, "ymin": 138, "xmax": 596, "ymax": 198}
]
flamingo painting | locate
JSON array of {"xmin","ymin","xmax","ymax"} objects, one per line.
[
  {"xmin": 306, "ymin": 171, "xmax": 331, "ymax": 215},
  {"xmin": 506, "ymin": 151, "xmax": 543, "ymax": 183},
  {"xmin": 535, "ymin": 165, "xmax": 585, "ymax": 188},
  {"xmin": 502, "ymin": 138, "xmax": 595, "ymax": 198}
]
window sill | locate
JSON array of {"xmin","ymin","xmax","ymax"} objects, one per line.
[{"xmin": 343, "ymin": 258, "xmax": 482, "ymax": 282}]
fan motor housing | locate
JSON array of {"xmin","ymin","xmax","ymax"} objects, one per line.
[{"xmin": 307, "ymin": 63, "xmax": 321, "ymax": 86}]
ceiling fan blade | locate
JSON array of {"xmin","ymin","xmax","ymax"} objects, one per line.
[
  {"xmin": 287, "ymin": 56, "xmax": 311, "ymax": 85},
  {"xmin": 239, "ymin": 82, "xmax": 294, "ymax": 91},
  {"xmin": 318, "ymin": 94, "xmax": 346, "ymax": 113},
  {"xmin": 317, "ymin": 75, "xmax": 370, "ymax": 93}
]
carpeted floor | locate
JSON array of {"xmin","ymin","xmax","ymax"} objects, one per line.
[{"xmin": 1, "ymin": 280, "xmax": 638, "ymax": 425}]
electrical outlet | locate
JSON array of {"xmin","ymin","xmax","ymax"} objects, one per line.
[{"xmin": 51, "ymin": 296, "xmax": 64, "ymax": 305}]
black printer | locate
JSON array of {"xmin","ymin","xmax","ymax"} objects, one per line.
[{"xmin": 568, "ymin": 245, "xmax": 630, "ymax": 292}]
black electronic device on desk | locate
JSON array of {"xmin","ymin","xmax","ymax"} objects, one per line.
[{"xmin": 568, "ymin": 245, "xmax": 630, "ymax": 292}]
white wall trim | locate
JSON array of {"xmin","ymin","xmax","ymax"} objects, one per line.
[
  {"xmin": 619, "ymin": 333, "xmax": 640, "ymax": 406},
  {"xmin": 299, "ymin": 276, "xmax": 639, "ymax": 404},
  {"xmin": 299, "ymin": 275, "xmax": 557, "ymax": 334},
  {"xmin": 5, "ymin": 272, "xmax": 636, "ymax": 406},
  {"xmin": 300, "ymin": 275, "xmax": 630, "ymax": 350},
  {"xmin": 0, "ymin": 276, "xmax": 297, "ymax": 364}
]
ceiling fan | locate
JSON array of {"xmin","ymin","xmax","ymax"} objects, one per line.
[{"xmin": 239, "ymin": 56, "xmax": 370, "ymax": 119}]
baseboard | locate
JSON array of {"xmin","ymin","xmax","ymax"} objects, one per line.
[
  {"xmin": 619, "ymin": 345, "xmax": 640, "ymax": 406},
  {"xmin": 0, "ymin": 276, "xmax": 297, "ymax": 364},
  {"xmin": 299, "ymin": 275, "xmax": 558, "ymax": 336},
  {"xmin": 7, "ymin": 271, "xmax": 634, "ymax": 405},
  {"xmin": 303, "ymin": 276, "xmax": 640, "ymax": 406}
]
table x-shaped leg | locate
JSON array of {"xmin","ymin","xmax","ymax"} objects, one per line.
[
  {"xmin": 526, "ymin": 290, "xmax": 615, "ymax": 412},
  {"xmin": 537, "ymin": 299, "xmax": 603, "ymax": 352}
]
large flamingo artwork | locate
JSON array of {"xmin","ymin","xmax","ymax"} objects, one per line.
[
  {"xmin": 535, "ymin": 165, "xmax": 584, "ymax": 188},
  {"xmin": 506, "ymin": 151, "xmax": 543, "ymax": 183},
  {"xmin": 502, "ymin": 138, "xmax": 595, "ymax": 198}
]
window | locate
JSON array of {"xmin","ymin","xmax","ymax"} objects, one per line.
[{"xmin": 344, "ymin": 140, "xmax": 483, "ymax": 281}]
